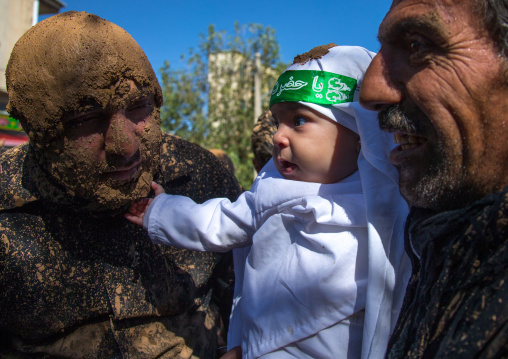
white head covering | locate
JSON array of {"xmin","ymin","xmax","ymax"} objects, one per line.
[
  {"xmin": 270, "ymin": 44, "xmax": 373, "ymax": 134},
  {"xmin": 271, "ymin": 45, "xmax": 411, "ymax": 358}
]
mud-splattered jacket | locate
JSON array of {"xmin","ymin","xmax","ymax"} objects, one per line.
[
  {"xmin": 386, "ymin": 189, "xmax": 508, "ymax": 358},
  {"xmin": 0, "ymin": 133, "xmax": 241, "ymax": 358}
]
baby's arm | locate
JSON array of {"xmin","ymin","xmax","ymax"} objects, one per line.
[
  {"xmin": 144, "ymin": 189, "xmax": 256, "ymax": 252},
  {"xmin": 125, "ymin": 182, "xmax": 165, "ymax": 226}
]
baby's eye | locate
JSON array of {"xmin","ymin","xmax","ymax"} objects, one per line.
[{"xmin": 293, "ymin": 117, "xmax": 307, "ymax": 127}]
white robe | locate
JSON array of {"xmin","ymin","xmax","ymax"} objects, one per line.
[{"xmin": 145, "ymin": 155, "xmax": 409, "ymax": 358}]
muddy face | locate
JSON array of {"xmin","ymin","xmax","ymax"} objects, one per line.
[
  {"xmin": 43, "ymin": 83, "xmax": 162, "ymax": 210},
  {"xmin": 6, "ymin": 11, "xmax": 164, "ymax": 210}
]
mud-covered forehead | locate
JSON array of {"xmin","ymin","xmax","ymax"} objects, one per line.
[{"xmin": 6, "ymin": 11, "xmax": 162, "ymax": 145}]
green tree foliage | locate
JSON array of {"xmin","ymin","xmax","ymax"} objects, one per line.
[{"xmin": 159, "ymin": 22, "xmax": 288, "ymax": 189}]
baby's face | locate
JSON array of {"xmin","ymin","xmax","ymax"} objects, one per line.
[{"xmin": 271, "ymin": 102, "xmax": 359, "ymax": 184}]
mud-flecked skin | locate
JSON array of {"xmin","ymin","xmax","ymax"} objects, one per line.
[
  {"xmin": 0, "ymin": 133, "xmax": 240, "ymax": 358},
  {"xmin": 387, "ymin": 189, "xmax": 508, "ymax": 359},
  {"xmin": 251, "ymin": 110, "xmax": 276, "ymax": 169}
]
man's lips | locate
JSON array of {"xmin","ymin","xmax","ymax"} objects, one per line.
[
  {"xmin": 391, "ymin": 132, "xmax": 427, "ymax": 165},
  {"xmin": 103, "ymin": 161, "xmax": 141, "ymax": 181},
  {"xmin": 393, "ymin": 132, "xmax": 426, "ymax": 150}
]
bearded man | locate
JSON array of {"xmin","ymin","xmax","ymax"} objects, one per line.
[
  {"xmin": 359, "ymin": 0, "xmax": 508, "ymax": 357},
  {"xmin": 0, "ymin": 11, "xmax": 240, "ymax": 358}
]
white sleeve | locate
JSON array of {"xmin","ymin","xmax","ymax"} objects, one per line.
[{"xmin": 144, "ymin": 191, "xmax": 256, "ymax": 252}]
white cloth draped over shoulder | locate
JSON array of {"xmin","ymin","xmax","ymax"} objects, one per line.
[
  {"xmin": 145, "ymin": 140, "xmax": 409, "ymax": 359},
  {"xmin": 282, "ymin": 45, "xmax": 411, "ymax": 358},
  {"xmin": 145, "ymin": 45, "xmax": 410, "ymax": 359},
  {"xmin": 147, "ymin": 163, "xmax": 369, "ymax": 358}
]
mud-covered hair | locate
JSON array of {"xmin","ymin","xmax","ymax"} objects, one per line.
[{"xmin": 6, "ymin": 11, "xmax": 162, "ymax": 148}]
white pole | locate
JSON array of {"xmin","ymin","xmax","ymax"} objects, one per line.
[
  {"xmin": 32, "ymin": 0, "xmax": 40, "ymax": 26},
  {"xmin": 254, "ymin": 52, "xmax": 261, "ymax": 124},
  {"xmin": 253, "ymin": 52, "xmax": 262, "ymax": 180}
]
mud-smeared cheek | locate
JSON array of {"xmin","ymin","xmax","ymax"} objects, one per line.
[{"xmin": 45, "ymin": 135, "xmax": 105, "ymax": 193}]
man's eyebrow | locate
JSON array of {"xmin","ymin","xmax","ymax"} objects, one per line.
[
  {"xmin": 62, "ymin": 98, "xmax": 103, "ymax": 122},
  {"xmin": 123, "ymin": 90, "xmax": 154, "ymax": 105},
  {"xmin": 378, "ymin": 13, "xmax": 445, "ymax": 44}
]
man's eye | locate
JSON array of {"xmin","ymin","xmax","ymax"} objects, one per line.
[
  {"xmin": 127, "ymin": 99, "xmax": 153, "ymax": 113},
  {"xmin": 294, "ymin": 117, "xmax": 307, "ymax": 127},
  {"xmin": 67, "ymin": 114, "xmax": 102, "ymax": 129},
  {"xmin": 405, "ymin": 34, "xmax": 432, "ymax": 56},
  {"xmin": 408, "ymin": 38, "xmax": 430, "ymax": 55},
  {"xmin": 410, "ymin": 40, "xmax": 422, "ymax": 53}
]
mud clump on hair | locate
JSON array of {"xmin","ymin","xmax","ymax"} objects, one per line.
[
  {"xmin": 6, "ymin": 11, "xmax": 162, "ymax": 149},
  {"xmin": 292, "ymin": 43, "xmax": 338, "ymax": 65}
]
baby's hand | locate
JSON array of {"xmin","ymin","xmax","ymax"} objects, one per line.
[
  {"xmin": 125, "ymin": 182, "xmax": 165, "ymax": 226},
  {"xmin": 125, "ymin": 197, "xmax": 152, "ymax": 226},
  {"xmin": 151, "ymin": 181, "xmax": 165, "ymax": 196}
]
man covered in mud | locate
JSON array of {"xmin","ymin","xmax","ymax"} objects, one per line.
[
  {"xmin": 0, "ymin": 11, "xmax": 240, "ymax": 358},
  {"xmin": 359, "ymin": 0, "xmax": 508, "ymax": 357},
  {"xmin": 251, "ymin": 110, "xmax": 276, "ymax": 174}
]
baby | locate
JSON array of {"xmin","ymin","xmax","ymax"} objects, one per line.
[{"xmin": 126, "ymin": 44, "xmax": 410, "ymax": 359}]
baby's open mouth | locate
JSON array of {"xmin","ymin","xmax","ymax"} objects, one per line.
[{"xmin": 279, "ymin": 159, "xmax": 296, "ymax": 174}]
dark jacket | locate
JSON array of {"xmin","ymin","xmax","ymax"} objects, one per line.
[
  {"xmin": 387, "ymin": 189, "xmax": 508, "ymax": 359},
  {"xmin": 0, "ymin": 133, "xmax": 241, "ymax": 358}
]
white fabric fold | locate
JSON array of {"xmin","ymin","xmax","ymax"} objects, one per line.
[
  {"xmin": 145, "ymin": 45, "xmax": 411, "ymax": 358},
  {"xmin": 146, "ymin": 163, "xmax": 370, "ymax": 358},
  {"xmin": 277, "ymin": 45, "xmax": 411, "ymax": 358}
]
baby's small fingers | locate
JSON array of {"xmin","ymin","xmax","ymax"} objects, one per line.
[
  {"xmin": 128, "ymin": 198, "xmax": 149, "ymax": 214},
  {"xmin": 136, "ymin": 198, "xmax": 151, "ymax": 205},
  {"xmin": 124, "ymin": 212, "xmax": 143, "ymax": 226},
  {"xmin": 128, "ymin": 207, "xmax": 142, "ymax": 217},
  {"xmin": 152, "ymin": 182, "xmax": 165, "ymax": 196}
]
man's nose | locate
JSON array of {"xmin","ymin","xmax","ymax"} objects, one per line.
[
  {"xmin": 272, "ymin": 125, "xmax": 289, "ymax": 148},
  {"xmin": 359, "ymin": 52, "xmax": 402, "ymax": 111},
  {"xmin": 104, "ymin": 110, "xmax": 139, "ymax": 157}
]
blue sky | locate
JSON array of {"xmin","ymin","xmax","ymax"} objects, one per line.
[{"xmin": 42, "ymin": 0, "xmax": 390, "ymax": 78}]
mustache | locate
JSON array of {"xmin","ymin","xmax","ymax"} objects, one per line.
[{"xmin": 378, "ymin": 103, "xmax": 429, "ymax": 134}]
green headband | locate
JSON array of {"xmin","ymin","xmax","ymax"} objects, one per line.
[{"xmin": 269, "ymin": 70, "xmax": 357, "ymax": 107}]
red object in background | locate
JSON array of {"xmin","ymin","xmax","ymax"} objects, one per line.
[
  {"xmin": 0, "ymin": 130, "xmax": 29, "ymax": 147},
  {"xmin": 0, "ymin": 114, "xmax": 29, "ymax": 147}
]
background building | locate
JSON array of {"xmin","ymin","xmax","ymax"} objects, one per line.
[{"xmin": 207, "ymin": 51, "xmax": 276, "ymax": 128}]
